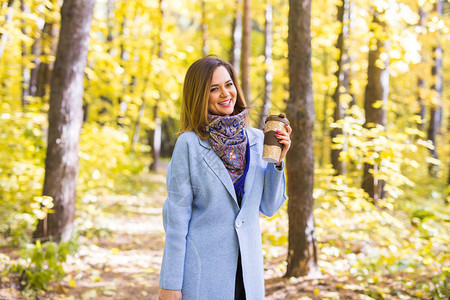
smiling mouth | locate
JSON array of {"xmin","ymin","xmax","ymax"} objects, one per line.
[{"xmin": 219, "ymin": 99, "xmax": 232, "ymax": 105}]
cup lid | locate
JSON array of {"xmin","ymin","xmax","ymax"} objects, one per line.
[{"xmin": 265, "ymin": 113, "xmax": 290, "ymax": 125}]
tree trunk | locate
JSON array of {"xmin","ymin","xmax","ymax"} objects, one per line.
[
  {"xmin": 35, "ymin": 1, "xmax": 59, "ymax": 99},
  {"xmin": 150, "ymin": 0, "xmax": 166, "ymax": 172},
  {"xmin": 230, "ymin": 0, "xmax": 242, "ymax": 75},
  {"xmin": 35, "ymin": 22, "xmax": 58, "ymax": 98},
  {"xmin": 416, "ymin": 78, "xmax": 426, "ymax": 131},
  {"xmin": 33, "ymin": 0, "xmax": 95, "ymax": 243},
  {"xmin": 416, "ymin": 6, "xmax": 426, "ymax": 133},
  {"xmin": 362, "ymin": 9, "xmax": 389, "ymax": 203},
  {"xmin": 117, "ymin": 15, "xmax": 128, "ymax": 127},
  {"xmin": 347, "ymin": 0, "xmax": 356, "ymax": 109},
  {"xmin": 241, "ymin": 0, "xmax": 250, "ymax": 104},
  {"xmin": 106, "ymin": 0, "xmax": 114, "ymax": 44},
  {"xmin": 20, "ymin": 0, "xmax": 29, "ymax": 108},
  {"xmin": 447, "ymin": 109, "xmax": 450, "ymax": 186},
  {"xmin": 330, "ymin": 0, "xmax": 349, "ymax": 176},
  {"xmin": 285, "ymin": 0, "xmax": 319, "ymax": 277},
  {"xmin": 320, "ymin": 50, "xmax": 329, "ymax": 168},
  {"xmin": 258, "ymin": 1, "xmax": 273, "ymax": 130},
  {"xmin": 0, "ymin": 0, "xmax": 16, "ymax": 61},
  {"xmin": 201, "ymin": 0, "xmax": 208, "ymax": 57},
  {"xmin": 230, "ymin": 0, "xmax": 242, "ymax": 74},
  {"xmin": 131, "ymin": 101, "xmax": 145, "ymax": 153},
  {"xmin": 427, "ymin": 0, "xmax": 443, "ymax": 178},
  {"xmin": 150, "ymin": 106, "xmax": 162, "ymax": 171},
  {"xmin": 29, "ymin": 36, "xmax": 41, "ymax": 97},
  {"xmin": 448, "ymin": 108, "xmax": 450, "ymax": 186}
]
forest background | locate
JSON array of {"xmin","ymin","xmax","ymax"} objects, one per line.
[{"xmin": 0, "ymin": 0, "xmax": 449, "ymax": 299}]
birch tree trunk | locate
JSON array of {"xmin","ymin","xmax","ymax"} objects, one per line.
[
  {"xmin": 230, "ymin": 0, "xmax": 241, "ymax": 75},
  {"xmin": 416, "ymin": 6, "xmax": 426, "ymax": 133},
  {"xmin": 150, "ymin": 0, "xmax": 166, "ymax": 172},
  {"xmin": 258, "ymin": 1, "xmax": 273, "ymax": 129},
  {"xmin": 201, "ymin": 0, "xmax": 208, "ymax": 57},
  {"xmin": 117, "ymin": 11, "xmax": 128, "ymax": 127}
]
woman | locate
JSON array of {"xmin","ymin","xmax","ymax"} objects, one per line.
[{"xmin": 159, "ymin": 56, "xmax": 291, "ymax": 300}]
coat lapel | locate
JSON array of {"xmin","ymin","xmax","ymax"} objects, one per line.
[
  {"xmin": 198, "ymin": 128, "xmax": 261, "ymax": 209},
  {"xmin": 240, "ymin": 129, "xmax": 259, "ymax": 208},
  {"xmin": 198, "ymin": 137, "xmax": 238, "ymax": 205}
]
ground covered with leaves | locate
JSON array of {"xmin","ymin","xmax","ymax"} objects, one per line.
[
  {"xmin": 1, "ymin": 171, "xmax": 167, "ymax": 299},
  {"xmin": 261, "ymin": 167, "xmax": 449, "ymax": 299},
  {"xmin": 1, "ymin": 166, "xmax": 449, "ymax": 299}
]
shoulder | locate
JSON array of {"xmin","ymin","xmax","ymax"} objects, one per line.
[
  {"xmin": 173, "ymin": 131, "xmax": 200, "ymax": 152},
  {"xmin": 177, "ymin": 131, "xmax": 198, "ymax": 143}
]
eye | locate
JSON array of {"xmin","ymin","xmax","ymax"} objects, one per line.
[
  {"xmin": 210, "ymin": 87, "xmax": 218, "ymax": 92},
  {"xmin": 226, "ymin": 82, "xmax": 234, "ymax": 87}
]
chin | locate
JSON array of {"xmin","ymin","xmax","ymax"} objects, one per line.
[
  {"xmin": 213, "ymin": 108, "xmax": 233, "ymax": 116},
  {"xmin": 225, "ymin": 108, "xmax": 235, "ymax": 116}
]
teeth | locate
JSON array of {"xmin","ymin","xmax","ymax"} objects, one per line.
[{"xmin": 220, "ymin": 99, "xmax": 231, "ymax": 105}]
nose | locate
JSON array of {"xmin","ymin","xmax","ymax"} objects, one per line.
[{"xmin": 220, "ymin": 87, "xmax": 230, "ymax": 97}]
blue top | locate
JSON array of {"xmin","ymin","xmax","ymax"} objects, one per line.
[{"xmin": 233, "ymin": 131, "xmax": 250, "ymax": 201}]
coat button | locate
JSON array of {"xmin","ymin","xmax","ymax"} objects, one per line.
[{"xmin": 235, "ymin": 219, "xmax": 243, "ymax": 228}]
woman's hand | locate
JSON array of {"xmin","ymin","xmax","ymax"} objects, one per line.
[
  {"xmin": 159, "ymin": 289, "xmax": 182, "ymax": 300},
  {"xmin": 275, "ymin": 124, "xmax": 292, "ymax": 166}
]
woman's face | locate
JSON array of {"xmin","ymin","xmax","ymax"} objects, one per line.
[{"xmin": 208, "ymin": 66, "xmax": 237, "ymax": 116}]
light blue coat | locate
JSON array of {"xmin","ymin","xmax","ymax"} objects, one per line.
[{"xmin": 159, "ymin": 127, "xmax": 287, "ymax": 299}]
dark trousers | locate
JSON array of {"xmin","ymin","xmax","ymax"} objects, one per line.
[
  {"xmin": 234, "ymin": 252, "xmax": 246, "ymax": 300},
  {"xmin": 235, "ymin": 194, "xmax": 246, "ymax": 299}
]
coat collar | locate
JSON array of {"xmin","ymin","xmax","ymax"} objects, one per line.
[{"xmin": 198, "ymin": 127, "xmax": 260, "ymax": 208}]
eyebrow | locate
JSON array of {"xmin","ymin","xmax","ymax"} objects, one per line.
[{"xmin": 211, "ymin": 80, "xmax": 232, "ymax": 87}]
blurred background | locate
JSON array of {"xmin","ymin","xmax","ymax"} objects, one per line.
[{"xmin": 0, "ymin": 0, "xmax": 449, "ymax": 299}]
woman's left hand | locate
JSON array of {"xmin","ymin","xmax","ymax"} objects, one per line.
[{"xmin": 275, "ymin": 124, "xmax": 292, "ymax": 166}]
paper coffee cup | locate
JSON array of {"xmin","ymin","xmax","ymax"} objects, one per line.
[{"xmin": 263, "ymin": 114, "xmax": 290, "ymax": 163}]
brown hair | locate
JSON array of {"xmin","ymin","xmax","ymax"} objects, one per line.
[{"xmin": 179, "ymin": 56, "xmax": 249, "ymax": 139}]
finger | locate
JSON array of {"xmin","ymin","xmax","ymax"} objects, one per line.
[
  {"xmin": 275, "ymin": 130, "xmax": 289, "ymax": 137},
  {"xmin": 277, "ymin": 140, "xmax": 290, "ymax": 149},
  {"xmin": 279, "ymin": 137, "xmax": 291, "ymax": 144},
  {"xmin": 285, "ymin": 124, "xmax": 292, "ymax": 135},
  {"xmin": 279, "ymin": 139, "xmax": 291, "ymax": 147},
  {"xmin": 279, "ymin": 140, "xmax": 291, "ymax": 149},
  {"xmin": 277, "ymin": 138, "xmax": 290, "ymax": 145},
  {"xmin": 275, "ymin": 134, "xmax": 290, "ymax": 141}
]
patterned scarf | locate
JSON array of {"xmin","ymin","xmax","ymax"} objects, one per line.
[{"xmin": 207, "ymin": 109, "xmax": 248, "ymax": 184}]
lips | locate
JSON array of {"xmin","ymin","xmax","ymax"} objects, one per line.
[{"xmin": 219, "ymin": 99, "xmax": 232, "ymax": 106}]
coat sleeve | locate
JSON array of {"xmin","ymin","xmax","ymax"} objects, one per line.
[
  {"xmin": 259, "ymin": 161, "xmax": 287, "ymax": 217},
  {"xmin": 159, "ymin": 134, "xmax": 194, "ymax": 290}
]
